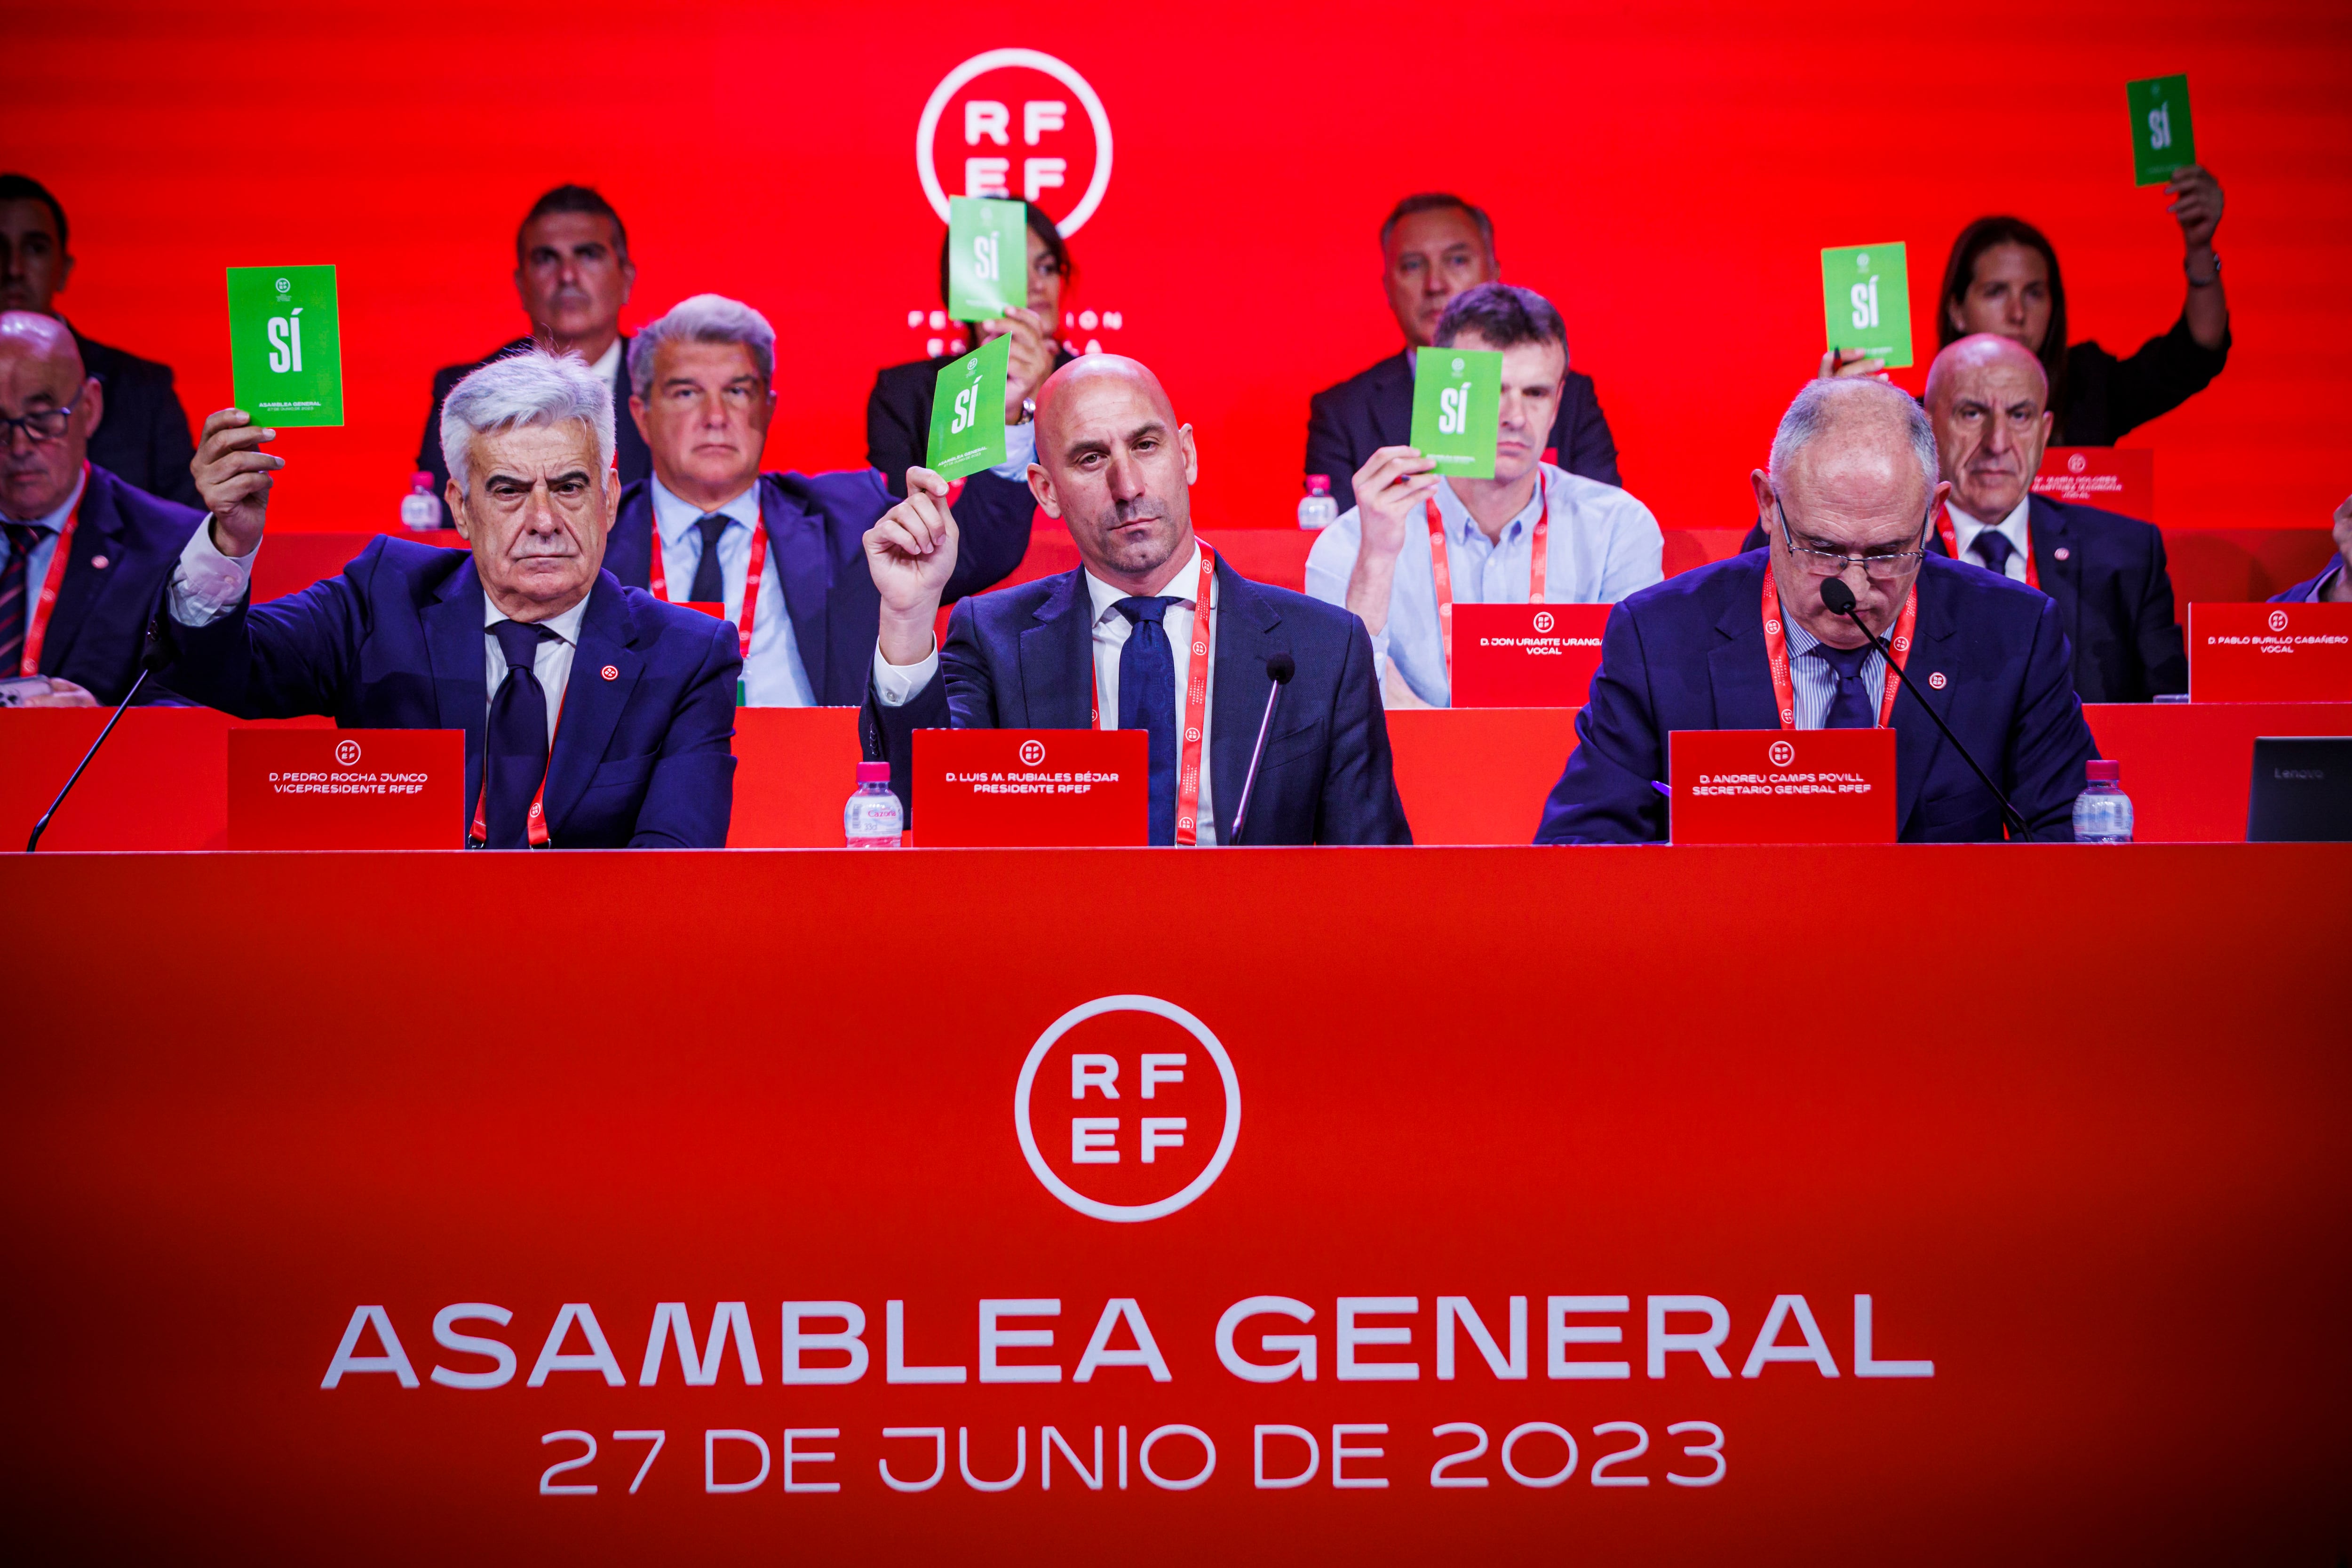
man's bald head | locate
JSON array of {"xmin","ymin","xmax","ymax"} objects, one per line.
[
  {"xmin": 1925, "ymin": 331, "xmax": 2047, "ymax": 413},
  {"xmin": 0, "ymin": 308, "xmax": 102, "ymax": 521},
  {"xmin": 1025, "ymin": 353, "xmax": 1201, "ymax": 591}
]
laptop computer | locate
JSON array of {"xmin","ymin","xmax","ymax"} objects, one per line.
[{"xmin": 2247, "ymin": 737, "xmax": 2352, "ymax": 843}]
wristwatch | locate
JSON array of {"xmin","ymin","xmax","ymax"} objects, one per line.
[
  {"xmin": 1014, "ymin": 397, "xmax": 1037, "ymax": 425},
  {"xmin": 2185, "ymin": 252, "xmax": 2222, "ymax": 287}
]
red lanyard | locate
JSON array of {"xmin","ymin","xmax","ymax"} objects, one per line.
[
  {"xmin": 1425, "ymin": 482, "xmax": 1548, "ymax": 676},
  {"xmin": 1761, "ymin": 568, "xmax": 1917, "ymax": 730},
  {"xmin": 469, "ymin": 652, "xmax": 562, "ymax": 849},
  {"xmin": 16, "ymin": 466, "xmax": 84, "ymax": 677},
  {"xmin": 1937, "ymin": 505, "xmax": 2038, "ymax": 589},
  {"xmin": 648, "ymin": 505, "xmax": 765, "ymax": 657},
  {"xmin": 1088, "ymin": 545, "xmax": 1216, "ymax": 847}
]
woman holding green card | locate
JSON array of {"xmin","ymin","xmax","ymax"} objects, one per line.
[{"xmin": 866, "ymin": 199, "xmax": 1076, "ymax": 498}]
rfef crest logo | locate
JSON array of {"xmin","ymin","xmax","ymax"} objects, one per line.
[
  {"xmin": 334, "ymin": 738, "xmax": 362, "ymax": 767},
  {"xmin": 1768, "ymin": 740, "xmax": 1796, "ymax": 767},
  {"xmin": 2268, "ymin": 609, "xmax": 2290, "ymax": 633},
  {"xmin": 1532, "ymin": 611, "xmax": 1555, "ymax": 634},
  {"xmin": 918, "ymin": 48, "xmax": 1112, "ymax": 236},
  {"xmin": 1014, "ymin": 995, "xmax": 1240, "ymax": 1224},
  {"xmin": 1019, "ymin": 738, "xmax": 1048, "ymax": 767},
  {"xmin": 2067, "ymin": 452, "xmax": 2088, "ymax": 474}
]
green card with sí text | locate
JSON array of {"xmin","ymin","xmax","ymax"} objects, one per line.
[
  {"xmin": 2127, "ymin": 74, "xmax": 2194, "ymax": 186},
  {"xmin": 947, "ymin": 197, "xmax": 1027, "ymax": 322},
  {"xmin": 1409, "ymin": 347, "xmax": 1501, "ymax": 479},
  {"xmin": 1820, "ymin": 243, "xmax": 1913, "ymax": 369},
  {"xmin": 926, "ymin": 333, "xmax": 1011, "ymax": 481},
  {"xmin": 226, "ymin": 265, "xmax": 344, "ymax": 426}
]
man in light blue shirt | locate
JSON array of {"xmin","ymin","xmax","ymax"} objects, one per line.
[{"xmin": 1305, "ymin": 284, "xmax": 1662, "ymax": 707}]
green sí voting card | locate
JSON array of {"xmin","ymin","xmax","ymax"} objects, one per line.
[
  {"xmin": 226, "ymin": 265, "xmax": 344, "ymax": 426},
  {"xmin": 1820, "ymin": 243, "xmax": 1913, "ymax": 369},
  {"xmin": 926, "ymin": 333, "xmax": 1011, "ymax": 481},
  {"xmin": 2127, "ymin": 74, "xmax": 2194, "ymax": 186},
  {"xmin": 946, "ymin": 197, "xmax": 1028, "ymax": 321},
  {"xmin": 1409, "ymin": 347, "xmax": 1501, "ymax": 479}
]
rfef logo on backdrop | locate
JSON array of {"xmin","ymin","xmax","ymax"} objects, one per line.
[
  {"xmin": 1015, "ymin": 995, "xmax": 1240, "ymax": 1223},
  {"xmin": 918, "ymin": 48, "xmax": 1112, "ymax": 236}
]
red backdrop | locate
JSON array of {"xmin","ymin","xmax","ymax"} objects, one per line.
[{"xmin": 8, "ymin": 0, "xmax": 2349, "ymax": 533}]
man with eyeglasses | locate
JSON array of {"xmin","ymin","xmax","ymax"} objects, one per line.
[
  {"xmin": 1535, "ymin": 376, "xmax": 2097, "ymax": 843},
  {"xmin": 0, "ymin": 311, "xmax": 203, "ymax": 707}
]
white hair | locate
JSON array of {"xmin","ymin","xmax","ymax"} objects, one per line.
[
  {"xmin": 439, "ymin": 349, "xmax": 615, "ymax": 494},
  {"xmin": 1768, "ymin": 377, "xmax": 1939, "ymax": 505},
  {"xmin": 627, "ymin": 294, "xmax": 776, "ymax": 399}
]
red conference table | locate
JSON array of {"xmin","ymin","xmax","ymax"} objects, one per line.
[{"xmin": 2, "ymin": 844, "xmax": 2345, "ymax": 1562}]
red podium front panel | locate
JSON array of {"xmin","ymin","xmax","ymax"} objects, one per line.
[
  {"xmin": 915, "ymin": 729, "xmax": 1149, "ymax": 846},
  {"xmin": 1669, "ymin": 728, "xmax": 1896, "ymax": 844},
  {"xmin": 2189, "ymin": 602, "xmax": 2352, "ymax": 701},
  {"xmin": 2, "ymin": 846, "xmax": 2346, "ymax": 1562},
  {"xmin": 227, "ymin": 728, "xmax": 466, "ymax": 849},
  {"xmin": 1450, "ymin": 604, "xmax": 1609, "ymax": 708}
]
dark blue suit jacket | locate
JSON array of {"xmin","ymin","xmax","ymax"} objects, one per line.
[
  {"xmin": 1535, "ymin": 551, "xmax": 2098, "ymax": 844},
  {"xmin": 860, "ymin": 551, "xmax": 1412, "ymax": 846},
  {"xmin": 2271, "ymin": 562, "xmax": 2344, "ymax": 603},
  {"xmin": 33, "ymin": 463, "xmax": 203, "ymax": 704},
  {"xmin": 1738, "ymin": 494, "xmax": 2185, "ymax": 702},
  {"xmin": 602, "ymin": 468, "xmax": 1035, "ymax": 708},
  {"xmin": 159, "ymin": 537, "xmax": 739, "ymax": 848},
  {"xmin": 1305, "ymin": 351, "xmax": 1621, "ymax": 512},
  {"xmin": 73, "ymin": 331, "xmax": 200, "ymax": 508}
]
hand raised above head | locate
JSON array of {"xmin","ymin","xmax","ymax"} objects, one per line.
[
  {"xmin": 1351, "ymin": 445, "xmax": 1439, "ymax": 564},
  {"xmin": 192, "ymin": 408, "xmax": 282, "ymax": 559}
]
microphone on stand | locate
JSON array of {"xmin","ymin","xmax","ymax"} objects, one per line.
[
  {"xmin": 26, "ymin": 622, "xmax": 170, "ymax": 853},
  {"xmin": 1228, "ymin": 653, "xmax": 1295, "ymax": 845},
  {"xmin": 1817, "ymin": 577, "xmax": 2029, "ymax": 839}
]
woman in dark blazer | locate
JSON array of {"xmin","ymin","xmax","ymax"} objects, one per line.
[{"xmin": 866, "ymin": 200, "xmax": 1078, "ymax": 497}]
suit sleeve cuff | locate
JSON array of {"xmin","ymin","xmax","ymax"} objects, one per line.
[
  {"xmin": 169, "ymin": 524, "xmax": 258, "ymax": 626},
  {"xmin": 872, "ymin": 639, "xmax": 940, "ymax": 706}
]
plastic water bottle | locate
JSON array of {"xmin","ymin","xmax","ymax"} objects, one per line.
[
  {"xmin": 2073, "ymin": 758, "xmax": 2133, "ymax": 844},
  {"xmin": 1298, "ymin": 474, "xmax": 1337, "ymax": 531},
  {"xmin": 399, "ymin": 471, "xmax": 440, "ymax": 531},
  {"xmin": 844, "ymin": 761, "xmax": 904, "ymax": 848}
]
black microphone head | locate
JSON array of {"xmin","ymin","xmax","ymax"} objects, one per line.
[
  {"xmin": 1265, "ymin": 653, "xmax": 1295, "ymax": 685},
  {"xmin": 1819, "ymin": 577, "xmax": 1859, "ymax": 615}
]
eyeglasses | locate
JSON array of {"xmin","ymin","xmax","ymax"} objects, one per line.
[
  {"xmin": 1773, "ymin": 491, "xmax": 1933, "ymax": 583},
  {"xmin": 0, "ymin": 397, "xmax": 79, "ymax": 446}
]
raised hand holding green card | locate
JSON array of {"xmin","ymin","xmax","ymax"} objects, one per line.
[
  {"xmin": 226, "ymin": 265, "xmax": 344, "ymax": 426},
  {"xmin": 947, "ymin": 197, "xmax": 1028, "ymax": 322},
  {"xmin": 1820, "ymin": 243, "xmax": 1913, "ymax": 370},
  {"xmin": 925, "ymin": 334, "xmax": 1011, "ymax": 482},
  {"xmin": 2127, "ymin": 74, "xmax": 2194, "ymax": 186},
  {"xmin": 1409, "ymin": 348, "xmax": 1502, "ymax": 480}
]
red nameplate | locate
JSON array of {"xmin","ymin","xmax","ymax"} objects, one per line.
[
  {"xmin": 1669, "ymin": 728, "xmax": 1896, "ymax": 844},
  {"xmin": 2189, "ymin": 602, "xmax": 2352, "ymax": 701},
  {"xmin": 1450, "ymin": 603, "xmax": 1609, "ymax": 708},
  {"xmin": 226, "ymin": 729, "xmax": 465, "ymax": 850},
  {"xmin": 2033, "ymin": 447, "xmax": 2154, "ymax": 518},
  {"xmin": 914, "ymin": 729, "xmax": 1149, "ymax": 847}
]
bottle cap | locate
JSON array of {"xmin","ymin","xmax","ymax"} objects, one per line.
[
  {"xmin": 2085, "ymin": 759, "xmax": 2120, "ymax": 783},
  {"xmin": 1305, "ymin": 475, "xmax": 1331, "ymax": 495},
  {"xmin": 410, "ymin": 471, "xmax": 433, "ymax": 488},
  {"xmin": 856, "ymin": 761, "xmax": 891, "ymax": 784}
]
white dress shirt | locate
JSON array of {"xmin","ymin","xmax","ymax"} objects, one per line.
[
  {"xmin": 1303, "ymin": 461, "xmax": 1664, "ymax": 707},
  {"xmin": 1946, "ymin": 497, "xmax": 2033, "ymax": 582},
  {"xmin": 589, "ymin": 337, "xmax": 624, "ymax": 388},
  {"xmin": 168, "ymin": 527, "xmax": 584, "ymax": 742},
  {"xmin": 874, "ymin": 538, "xmax": 1222, "ymax": 844},
  {"xmin": 649, "ymin": 476, "xmax": 813, "ymax": 707},
  {"xmin": 0, "ymin": 467, "xmax": 87, "ymax": 645}
]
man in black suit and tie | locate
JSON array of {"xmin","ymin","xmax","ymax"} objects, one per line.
[
  {"xmin": 0, "ymin": 174, "xmax": 199, "ymax": 508},
  {"xmin": 413, "ymin": 185, "xmax": 650, "ymax": 527},
  {"xmin": 1305, "ymin": 193, "xmax": 1621, "ymax": 512},
  {"xmin": 864, "ymin": 354, "xmax": 1411, "ymax": 846}
]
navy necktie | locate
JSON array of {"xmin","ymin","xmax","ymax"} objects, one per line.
[
  {"xmin": 688, "ymin": 513, "xmax": 731, "ymax": 605},
  {"xmin": 1972, "ymin": 527, "xmax": 2017, "ymax": 577},
  {"xmin": 1113, "ymin": 596, "xmax": 1181, "ymax": 845},
  {"xmin": 485, "ymin": 620, "xmax": 555, "ymax": 847},
  {"xmin": 1815, "ymin": 640, "xmax": 1878, "ymax": 730},
  {"xmin": 0, "ymin": 523, "xmax": 43, "ymax": 673}
]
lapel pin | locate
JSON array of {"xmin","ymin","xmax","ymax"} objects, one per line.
[
  {"xmin": 90, "ymin": 555, "xmax": 109, "ymax": 569},
  {"xmin": 1929, "ymin": 671, "xmax": 1948, "ymax": 690},
  {"xmin": 2053, "ymin": 547, "xmax": 2071, "ymax": 561},
  {"xmin": 600, "ymin": 664, "xmax": 619, "ymax": 681}
]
